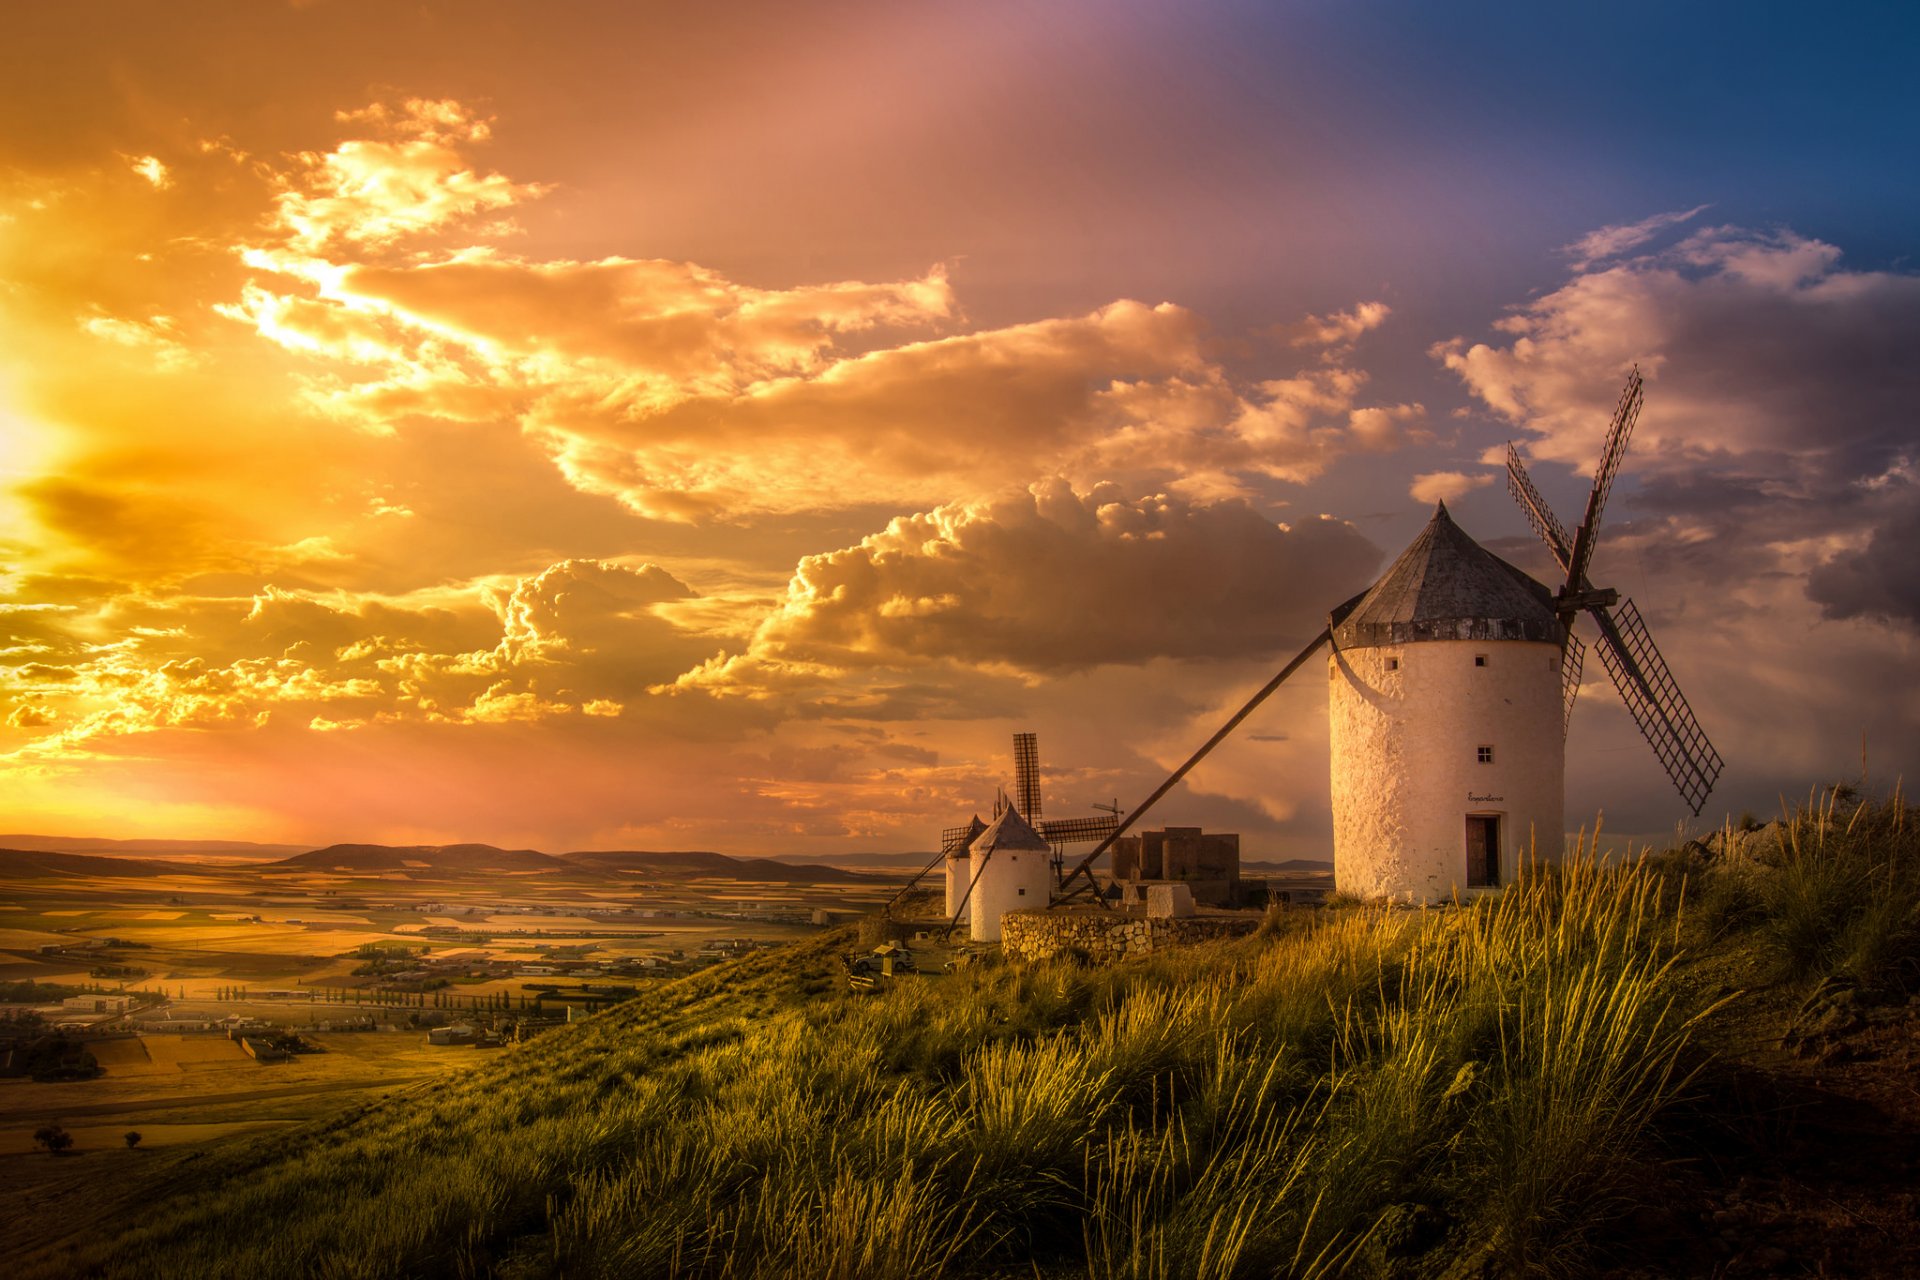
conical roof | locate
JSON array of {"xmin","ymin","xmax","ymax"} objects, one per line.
[
  {"xmin": 946, "ymin": 814, "xmax": 987, "ymax": 859},
  {"xmin": 1330, "ymin": 502, "xmax": 1560, "ymax": 648},
  {"xmin": 970, "ymin": 804, "xmax": 1052, "ymax": 856}
]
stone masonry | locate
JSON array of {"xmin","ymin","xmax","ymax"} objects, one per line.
[{"xmin": 999, "ymin": 908, "xmax": 1261, "ymax": 963}]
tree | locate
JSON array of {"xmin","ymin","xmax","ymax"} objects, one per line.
[
  {"xmin": 33, "ymin": 1124, "xmax": 73, "ymax": 1155},
  {"xmin": 124, "ymin": 1131, "xmax": 142, "ymax": 1149}
]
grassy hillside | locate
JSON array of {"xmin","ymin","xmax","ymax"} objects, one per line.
[{"xmin": 19, "ymin": 785, "xmax": 1919, "ymax": 1279}]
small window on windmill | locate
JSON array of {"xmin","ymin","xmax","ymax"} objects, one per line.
[
  {"xmin": 1385, "ymin": 657, "xmax": 1400, "ymax": 671},
  {"xmin": 1474, "ymin": 654, "xmax": 1488, "ymax": 668},
  {"xmin": 1477, "ymin": 745, "xmax": 1494, "ymax": 764},
  {"xmin": 1018, "ymin": 888, "xmax": 1026, "ymax": 896}
]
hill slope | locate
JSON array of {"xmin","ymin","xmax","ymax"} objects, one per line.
[
  {"xmin": 0, "ymin": 834, "xmax": 308, "ymax": 860},
  {"xmin": 20, "ymin": 787, "xmax": 1920, "ymax": 1279},
  {"xmin": 269, "ymin": 843, "xmax": 563, "ymax": 873},
  {"xmin": 0, "ymin": 847, "xmax": 196, "ymax": 879}
]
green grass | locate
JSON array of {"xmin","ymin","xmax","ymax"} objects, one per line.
[
  {"xmin": 1695, "ymin": 784, "xmax": 1919, "ymax": 995},
  {"xmin": 17, "ymin": 865, "xmax": 1689, "ymax": 1278},
  {"xmin": 26, "ymin": 785, "xmax": 1915, "ymax": 1279}
]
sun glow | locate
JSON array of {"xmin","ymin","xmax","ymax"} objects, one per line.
[{"xmin": 0, "ymin": 371, "xmax": 63, "ymax": 546}]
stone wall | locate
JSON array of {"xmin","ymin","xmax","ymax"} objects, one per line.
[{"xmin": 999, "ymin": 909, "xmax": 1261, "ymax": 964}]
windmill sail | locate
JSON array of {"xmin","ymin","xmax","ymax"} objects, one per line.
[
  {"xmin": 1504, "ymin": 370, "xmax": 1721, "ymax": 815},
  {"xmin": 1036, "ymin": 815, "xmax": 1119, "ymax": 845},
  {"xmin": 1567, "ymin": 368, "xmax": 1643, "ymax": 586},
  {"xmin": 1506, "ymin": 445, "xmax": 1573, "ymax": 570},
  {"xmin": 1559, "ymin": 629, "xmax": 1585, "ymax": 736},
  {"xmin": 1013, "ymin": 731, "xmax": 1042, "ymax": 823},
  {"xmin": 1589, "ymin": 598, "xmax": 1723, "ymax": 814}
]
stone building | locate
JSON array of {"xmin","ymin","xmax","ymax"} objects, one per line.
[{"xmin": 1107, "ymin": 827, "xmax": 1254, "ymax": 907}]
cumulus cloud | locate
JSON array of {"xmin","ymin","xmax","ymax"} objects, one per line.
[
  {"xmin": 673, "ymin": 479, "xmax": 1381, "ymax": 701},
  {"xmin": 1438, "ymin": 225, "xmax": 1920, "ymax": 481},
  {"xmin": 271, "ymin": 98, "xmax": 545, "ymax": 251},
  {"xmin": 0, "ymin": 558, "xmax": 716, "ymax": 760},
  {"xmin": 123, "ymin": 154, "xmax": 172, "ymax": 189},
  {"xmin": 1436, "ymin": 220, "xmax": 1920, "ymax": 820},
  {"xmin": 1279, "ymin": 300, "xmax": 1392, "ymax": 353},
  {"xmin": 1408, "ymin": 471, "xmax": 1492, "ymax": 504},
  {"xmin": 216, "ymin": 104, "xmax": 1422, "ymax": 520}
]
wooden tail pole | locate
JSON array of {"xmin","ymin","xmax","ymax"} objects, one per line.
[{"xmin": 1054, "ymin": 627, "xmax": 1333, "ymax": 903}]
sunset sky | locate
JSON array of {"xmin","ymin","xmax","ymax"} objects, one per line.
[{"xmin": 2, "ymin": 1, "xmax": 1917, "ymax": 855}]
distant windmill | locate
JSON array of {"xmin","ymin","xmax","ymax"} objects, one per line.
[{"xmin": 883, "ymin": 732, "xmax": 1122, "ymax": 937}]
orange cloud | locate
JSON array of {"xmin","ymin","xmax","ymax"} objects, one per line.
[
  {"xmin": 674, "ymin": 479, "xmax": 1379, "ymax": 699},
  {"xmin": 211, "ymin": 102, "xmax": 1421, "ymax": 521},
  {"xmin": 1408, "ymin": 470, "xmax": 1491, "ymax": 504},
  {"xmin": 272, "ymin": 99, "xmax": 545, "ymax": 252},
  {"xmin": 0, "ymin": 559, "xmax": 715, "ymax": 762}
]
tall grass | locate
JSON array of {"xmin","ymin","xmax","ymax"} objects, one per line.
[
  {"xmin": 1700, "ymin": 783, "xmax": 1919, "ymax": 993},
  {"xmin": 42, "ymin": 855, "xmax": 1719, "ymax": 1280}
]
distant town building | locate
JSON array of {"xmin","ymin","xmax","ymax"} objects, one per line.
[
  {"xmin": 1109, "ymin": 827, "xmax": 1259, "ymax": 908},
  {"xmin": 240, "ymin": 1037, "xmax": 289, "ymax": 1062}
]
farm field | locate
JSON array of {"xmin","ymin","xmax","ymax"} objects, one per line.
[
  {"xmin": 0, "ymin": 847, "xmax": 892, "ymax": 998},
  {"xmin": 0, "ymin": 841, "xmax": 897, "ymax": 1262}
]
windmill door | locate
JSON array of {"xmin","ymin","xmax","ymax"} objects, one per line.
[{"xmin": 1465, "ymin": 815, "xmax": 1501, "ymax": 887}]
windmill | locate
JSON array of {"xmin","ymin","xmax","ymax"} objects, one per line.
[
  {"xmin": 883, "ymin": 732, "xmax": 1121, "ymax": 936},
  {"xmin": 1037, "ymin": 368, "xmax": 1724, "ymax": 908},
  {"xmin": 1503, "ymin": 368, "xmax": 1723, "ymax": 814}
]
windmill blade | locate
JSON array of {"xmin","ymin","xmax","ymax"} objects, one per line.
[
  {"xmin": 1560, "ymin": 628, "xmax": 1585, "ymax": 737},
  {"xmin": 1589, "ymin": 597, "xmax": 1723, "ymax": 815},
  {"xmin": 1505, "ymin": 444, "xmax": 1573, "ymax": 573},
  {"xmin": 1013, "ymin": 731, "xmax": 1042, "ymax": 823},
  {"xmin": 1566, "ymin": 368, "xmax": 1644, "ymax": 587},
  {"xmin": 1037, "ymin": 815, "xmax": 1120, "ymax": 845}
]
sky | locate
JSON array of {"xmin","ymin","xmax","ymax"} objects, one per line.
[{"xmin": 2, "ymin": 1, "xmax": 1917, "ymax": 856}]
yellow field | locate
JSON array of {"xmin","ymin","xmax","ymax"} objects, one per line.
[
  {"xmin": 0, "ymin": 928, "xmax": 70, "ymax": 949},
  {"xmin": 88, "ymin": 1037, "xmax": 254, "ymax": 1075}
]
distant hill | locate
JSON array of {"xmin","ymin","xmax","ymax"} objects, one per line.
[
  {"xmin": 0, "ymin": 833, "xmax": 308, "ymax": 861},
  {"xmin": 0, "ymin": 847, "xmax": 196, "ymax": 879},
  {"xmin": 561, "ymin": 849, "xmax": 885, "ymax": 884},
  {"xmin": 270, "ymin": 843, "xmax": 564, "ymax": 873},
  {"xmin": 774, "ymin": 851, "xmax": 943, "ymax": 871},
  {"xmin": 261, "ymin": 843, "xmax": 884, "ymax": 883},
  {"xmin": 1244, "ymin": 858, "xmax": 1333, "ymax": 875}
]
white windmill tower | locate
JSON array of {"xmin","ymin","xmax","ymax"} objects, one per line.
[
  {"xmin": 1325, "ymin": 501, "xmax": 1567, "ymax": 900},
  {"xmin": 964, "ymin": 804, "xmax": 1054, "ymax": 941},
  {"xmin": 1050, "ymin": 369, "xmax": 1723, "ymax": 906},
  {"xmin": 942, "ymin": 814, "xmax": 986, "ymax": 919}
]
